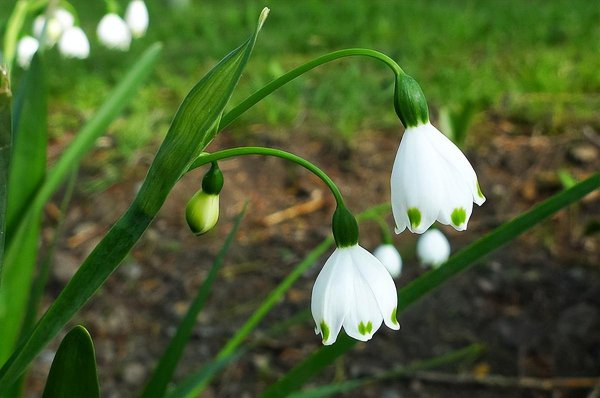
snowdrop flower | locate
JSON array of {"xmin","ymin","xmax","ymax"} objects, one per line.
[
  {"xmin": 185, "ymin": 190, "xmax": 219, "ymax": 235},
  {"xmin": 54, "ymin": 8, "xmax": 75, "ymax": 30},
  {"xmin": 58, "ymin": 27, "xmax": 90, "ymax": 59},
  {"xmin": 125, "ymin": 0, "xmax": 149, "ymax": 38},
  {"xmin": 16, "ymin": 36, "xmax": 39, "ymax": 69},
  {"xmin": 417, "ymin": 229, "xmax": 450, "ymax": 267},
  {"xmin": 311, "ymin": 206, "xmax": 399, "ymax": 345},
  {"xmin": 97, "ymin": 14, "xmax": 132, "ymax": 50},
  {"xmin": 373, "ymin": 244, "xmax": 403, "ymax": 278},
  {"xmin": 33, "ymin": 15, "xmax": 63, "ymax": 47}
]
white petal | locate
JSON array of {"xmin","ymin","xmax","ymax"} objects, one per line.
[
  {"xmin": 54, "ymin": 8, "xmax": 75, "ymax": 30},
  {"xmin": 97, "ymin": 14, "xmax": 132, "ymax": 51},
  {"xmin": 373, "ymin": 244, "xmax": 402, "ymax": 278},
  {"xmin": 16, "ymin": 36, "xmax": 39, "ymax": 69},
  {"xmin": 349, "ymin": 246, "xmax": 399, "ymax": 330},
  {"xmin": 342, "ymin": 271, "xmax": 383, "ymax": 341},
  {"xmin": 311, "ymin": 248, "xmax": 351, "ymax": 345},
  {"xmin": 125, "ymin": 0, "xmax": 149, "ymax": 38},
  {"xmin": 434, "ymin": 161, "xmax": 473, "ymax": 231},
  {"xmin": 417, "ymin": 229, "xmax": 451, "ymax": 267},
  {"xmin": 391, "ymin": 126, "xmax": 444, "ymax": 234},
  {"xmin": 58, "ymin": 27, "xmax": 90, "ymax": 59}
]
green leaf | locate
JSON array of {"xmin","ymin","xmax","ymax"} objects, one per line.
[
  {"xmin": 139, "ymin": 204, "xmax": 248, "ymax": 398},
  {"xmin": 0, "ymin": 10, "xmax": 268, "ymax": 393},
  {"xmin": 259, "ymin": 172, "xmax": 600, "ymax": 398},
  {"xmin": 0, "ymin": 44, "xmax": 162, "ymax": 367},
  {"xmin": 0, "ymin": 66, "xmax": 10, "ymax": 271},
  {"xmin": 41, "ymin": 326, "xmax": 100, "ymax": 398},
  {"xmin": 0, "ymin": 53, "xmax": 47, "ymax": 365}
]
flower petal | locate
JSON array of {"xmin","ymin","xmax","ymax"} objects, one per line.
[{"xmin": 342, "ymin": 271, "xmax": 383, "ymax": 341}]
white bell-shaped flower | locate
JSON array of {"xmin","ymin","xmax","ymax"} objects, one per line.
[
  {"xmin": 32, "ymin": 15, "xmax": 63, "ymax": 47},
  {"xmin": 54, "ymin": 8, "xmax": 75, "ymax": 30},
  {"xmin": 417, "ymin": 229, "xmax": 450, "ymax": 267},
  {"xmin": 391, "ymin": 121, "xmax": 485, "ymax": 234},
  {"xmin": 373, "ymin": 244, "xmax": 403, "ymax": 278},
  {"xmin": 58, "ymin": 27, "xmax": 90, "ymax": 59},
  {"xmin": 16, "ymin": 36, "xmax": 39, "ymax": 69},
  {"xmin": 125, "ymin": 0, "xmax": 149, "ymax": 38},
  {"xmin": 311, "ymin": 244, "xmax": 399, "ymax": 345},
  {"xmin": 97, "ymin": 14, "xmax": 132, "ymax": 51}
]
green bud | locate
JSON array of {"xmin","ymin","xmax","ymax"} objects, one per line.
[
  {"xmin": 201, "ymin": 162, "xmax": 224, "ymax": 195},
  {"xmin": 394, "ymin": 74, "xmax": 430, "ymax": 128},
  {"xmin": 185, "ymin": 190, "xmax": 220, "ymax": 235},
  {"xmin": 332, "ymin": 205, "xmax": 359, "ymax": 248}
]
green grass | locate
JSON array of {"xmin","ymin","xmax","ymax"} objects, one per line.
[{"xmin": 4, "ymin": 0, "xmax": 600, "ymax": 158}]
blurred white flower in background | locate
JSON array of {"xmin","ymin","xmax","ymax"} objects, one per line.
[
  {"xmin": 32, "ymin": 15, "xmax": 63, "ymax": 47},
  {"xmin": 373, "ymin": 244, "xmax": 403, "ymax": 278},
  {"xmin": 54, "ymin": 8, "xmax": 75, "ymax": 31},
  {"xmin": 125, "ymin": 0, "xmax": 149, "ymax": 38},
  {"xmin": 416, "ymin": 229, "xmax": 451, "ymax": 268},
  {"xmin": 58, "ymin": 27, "xmax": 90, "ymax": 59},
  {"xmin": 97, "ymin": 13, "xmax": 132, "ymax": 51},
  {"xmin": 16, "ymin": 36, "xmax": 39, "ymax": 69}
]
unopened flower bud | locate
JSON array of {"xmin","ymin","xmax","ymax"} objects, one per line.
[
  {"xmin": 373, "ymin": 244, "xmax": 403, "ymax": 278},
  {"xmin": 185, "ymin": 191, "xmax": 219, "ymax": 235},
  {"xmin": 416, "ymin": 229, "xmax": 450, "ymax": 268}
]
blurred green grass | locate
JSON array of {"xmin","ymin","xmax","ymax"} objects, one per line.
[{"xmin": 4, "ymin": 0, "xmax": 600, "ymax": 156}]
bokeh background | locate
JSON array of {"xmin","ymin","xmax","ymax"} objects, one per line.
[{"xmin": 2, "ymin": 0, "xmax": 599, "ymax": 397}]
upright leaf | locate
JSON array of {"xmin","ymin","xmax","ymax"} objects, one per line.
[
  {"xmin": 0, "ymin": 66, "xmax": 10, "ymax": 270},
  {"xmin": 41, "ymin": 326, "xmax": 100, "ymax": 398},
  {"xmin": 0, "ymin": 9, "xmax": 270, "ymax": 392}
]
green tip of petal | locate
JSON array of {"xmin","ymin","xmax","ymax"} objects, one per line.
[
  {"xmin": 407, "ymin": 208, "xmax": 421, "ymax": 229},
  {"xmin": 476, "ymin": 180, "xmax": 485, "ymax": 200},
  {"xmin": 358, "ymin": 321, "xmax": 373, "ymax": 336},
  {"xmin": 320, "ymin": 321, "xmax": 330, "ymax": 342},
  {"xmin": 391, "ymin": 307, "xmax": 398, "ymax": 326},
  {"xmin": 451, "ymin": 207, "xmax": 467, "ymax": 227}
]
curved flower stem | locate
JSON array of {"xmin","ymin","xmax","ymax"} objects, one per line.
[
  {"xmin": 219, "ymin": 48, "xmax": 405, "ymax": 130},
  {"xmin": 373, "ymin": 215, "xmax": 393, "ymax": 245},
  {"xmin": 188, "ymin": 147, "xmax": 346, "ymax": 207}
]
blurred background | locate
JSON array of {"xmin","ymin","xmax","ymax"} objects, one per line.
[{"xmin": 2, "ymin": 0, "xmax": 599, "ymax": 397}]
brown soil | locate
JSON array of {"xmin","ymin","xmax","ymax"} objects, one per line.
[{"xmin": 26, "ymin": 118, "xmax": 600, "ymax": 398}]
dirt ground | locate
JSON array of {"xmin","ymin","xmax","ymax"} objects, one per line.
[{"xmin": 26, "ymin": 116, "xmax": 600, "ymax": 397}]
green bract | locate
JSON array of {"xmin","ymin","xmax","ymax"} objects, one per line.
[
  {"xmin": 331, "ymin": 205, "xmax": 359, "ymax": 248},
  {"xmin": 394, "ymin": 73, "xmax": 429, "ymax": 128}
]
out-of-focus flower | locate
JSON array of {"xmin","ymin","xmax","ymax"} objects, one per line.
[
  {"xmin": 16, "ymin": 36, "xmax": 39, "ymax": 69},
  {"xmin": 54, "ymin": 8, "xmax": 75, "ymax": 30},
  {"xmin": 32, "ymin": 15, "xmax": 63, "ymax": 47},
  {"xmin": 311, "ymin": 244, "xmax": 399, "ymax": 345},
  {"xmin": 58, "ymin": 27, "xmax": 90, "ymax": 59},
  {"xmin": 97, "ymin": 13, "xmax": 132, "ymax": 51},
  {"xmin": 416, "ymin": 229, "xmax": 451, "ymax": 267},
  {"xmin": 373, "ymin": 244, "xmax": 403, "ymax": 278},
  {"xmin": 125, "ymin": 0, "xmax": 149, "ymax": 38},
  {"xmin": 391, "ymin": 121, "xmax": 485, "ymax": 234}
]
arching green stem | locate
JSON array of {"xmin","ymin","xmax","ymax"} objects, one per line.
[
  {"xmin": 188, "ymin": 147, "xmax": 346, "ymax": 207},
  {"xmin": 219, "ymin": 48, "xmax": 405, "ymax": 130},
  {"xmin": 373, "ymin": 215, "xmax": 393, "ymax": 245}
]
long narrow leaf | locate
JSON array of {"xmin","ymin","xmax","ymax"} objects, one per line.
[
  {"xmin": 0, "ymin": 66, "xmax": 10, "ymax": 270},
  {"xmin": 0, "ymin": 10, "xmax": 269, "ymax": 392},
  {"xmin": 41, "ymin": 326, "xmax": 100, "ymax": 398},
  {"xmin": 139, "ymin": 204, "xmax": 248, "ymax": 398},
  {"xmin": 259, "ymin": 172, "xmax": 600, "ymax": 398},
  {"xmin": 0, "ymin": 53, "xmax": 47, "ymax": 365}
]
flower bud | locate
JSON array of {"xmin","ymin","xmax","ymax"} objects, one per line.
[
  {"xmin": 185, "ymin": 190, "xmax": 219, "ymax": 235},
  {"xmin": 373, "ymin": 244, "xmax": 403, "ymax": 278},
  {"xmin": 416, "ymin": 229, "xmax": 450, "ymax": 268},
  {"xmin": 394, "ymin": 73, "xmax": 429, "ymax": 128}
]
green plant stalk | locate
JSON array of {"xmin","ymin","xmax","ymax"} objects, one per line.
[
  {"xmin": 0, "ymin": 11, "xmax": 266, "ymax": 391},
  {"xmin": 219, "ymin": 48, "xmax": 404, "ymax": 130},
  {"xmin": 0, "ymin": 67, "xmax": 10, "ymax": 270},
  {"xmin": 259, "ymin": 172, "xmax": 600, "ymax": 398},
  {"xmin": 139, "ymin": 204, "xmax": 248, "ymax": 398},
  {"xmin": 185, "ymin": 204, "xmax": 390, "ymax": 397},
  {"xmin": 190, "ymin": 147, "xmax": 345, "ymax": 206},
  {"xmin": 288, "ymin": 344, "xmax": 483, "ymax": 398}
]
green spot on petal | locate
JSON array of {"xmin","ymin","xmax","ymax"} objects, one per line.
[
  {"xmin": 407, "ymin": 208, "xmax": 421, "ymax": 229},
  {"xmin": 451, "ymin": 207, "xmax": 467, "ymax": 226},
  {"xmin": 476, "ymin": 181, "xmax": 485, "ymax": 199},
  {"xmin": 320, "ymin": 321, "xmax": 330, "ymax": 342},
  {"xmin": 358, "ymin": 322, "xmax": 366, "ymax": 335},
  {"xmin": 366, "ymin": 321, "xmax": 373, "ymax": 334},
  {"xmin": 391, "ymin": 307, "xmax": 398, "ymax": 325}
]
